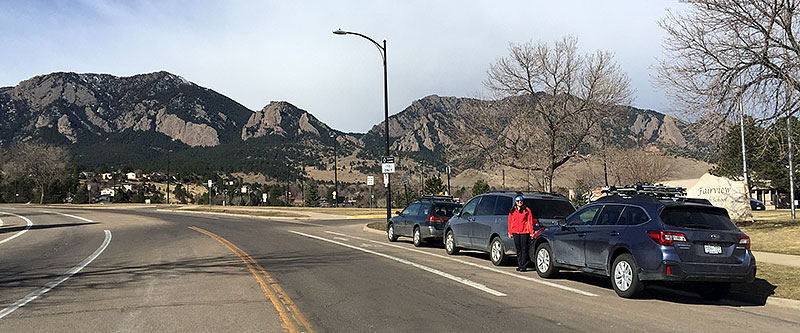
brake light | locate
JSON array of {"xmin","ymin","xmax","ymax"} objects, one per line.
[
  {"xmin": 738, "ymin": 235, "xmax": 751, "ymax": 249},
  {"xmin": 646, "ymin": 230, "xmax": 688, "ymax": 246},
  {"xmin": 532, "ymin": 228, "xmax": 544, "ymax": 239},
  {"xmin": 427, "ymin": 216, "xmax": 447, "ymax": 223}
]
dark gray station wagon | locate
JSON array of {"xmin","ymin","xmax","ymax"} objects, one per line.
[
  {"xmin": 443, "ymin": 192, "xmax": 576, "ymax": 265},
  {"xmin": 387, "ymin": 196, "xmax": 462, "ymax": 247}
]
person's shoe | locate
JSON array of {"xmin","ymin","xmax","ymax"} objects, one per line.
[
  {"xmin": 515, "ymin": 267, "xmax": 522, "ymax": 272},
  {"xmin": 519, "ymin": 267, "xmax": 527, "ymax": 272}
]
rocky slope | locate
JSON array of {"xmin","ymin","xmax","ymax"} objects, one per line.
[{"xmin": 0, "ymin": 71, "xmax": 252, "ymax": 147}]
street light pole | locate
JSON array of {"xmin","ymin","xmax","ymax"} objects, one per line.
[
  {"xmin": 334, "ymin": 28, "xmax": 391, "ymax": 224},
  {"xmin": 331, "ymin": 134, "xmax": 339, "ymax": 208},
  {"xmin": 167, "ymin": 149, "xmax": 171, "ymax": 205}
]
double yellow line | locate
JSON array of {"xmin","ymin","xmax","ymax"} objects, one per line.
[{"xmin": 189, "ymin": 226, "xmax": 313, "ymax": 333}]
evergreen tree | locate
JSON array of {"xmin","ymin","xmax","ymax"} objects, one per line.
[
  {"xmin": 472, "ymin": 179, "xmax": 490, "ymax": 196},
  {"xmin": 424, "ymin": 175, "xmax": 445, "ymax": 195},
  {"xmin": 73, "ymin": 185, "xmax": 89, "ymax": 204},
  {"xmin": 304, "ymin": 179, "xmax": 321, "ymax": 207}
]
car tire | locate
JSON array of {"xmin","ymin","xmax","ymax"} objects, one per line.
[
  {"xmin": 696, "ymin": 282, "xmax": 731, "ymax": 300},
  {"xmin": 490, "ymin": 236, "xmax": 508, "ymax": 266},
  {"xmin": 611, "ymin": 253, "xmax": 644, "ymax": 298},
  {"xmin": 534, "ymin": 243, "xmax": 558, "ymax": 278},
  {"xmin": 445, "ymin": 230, "xmax": 460, "ymax": 255},
  {"xmin": 387, "ymin": 223, "xmax": 398, "ymax": 242},
  {"xmin": 412, "ymin": 226, "xmax": 424, "ymax": 247}
]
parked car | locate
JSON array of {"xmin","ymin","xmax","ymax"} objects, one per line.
[
  {"xmin": 443, "ymin": 191, "xmax": 576, "ymax": 266},
  {"xmin": 387, "ymin": 195, "xmax": 462, "ymax": 247},
  {"xmin": 750, "ymin": 198, "xmax": 766, "ymax": 210},
  {"xmin": 532, "ymin": 194, "xmax": 756, "ymax": 299}
]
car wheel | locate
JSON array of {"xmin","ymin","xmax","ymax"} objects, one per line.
[
  {"xmin": 445, "ymin": 230, "xmax": 459, "ymax": 255},
  {"xmin": 490, "ymin": 236, "xmax": 507, "ymax": 266},
  {"xmin": 696, "ymin": 282, "xmax": 731, "ymax": 300},
  {"xmin": 535, "ymin": 243, "xmax": 558, "ymax": 278},
  {"xmin": 412, "ymin": 226, "xmax": 424, "ymax": 247},
  {"xmin": 611, "ymin": 253, "xmax": 644, "ymax": 298},
  {"xmin": 387, "ymin": 223, "xmax": 398, "ymax": 242}
]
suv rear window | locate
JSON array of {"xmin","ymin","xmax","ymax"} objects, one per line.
[
  {"xmin": 432, "ymin": 204, "xmax": 460, "ymax": 218},
  {"xmin": 659, "ymin": 206, "xmax": 737, "ymax": 231},
  {"xmin": 525, "ymin": 199, "xmax": 576, "ymax": 219}
]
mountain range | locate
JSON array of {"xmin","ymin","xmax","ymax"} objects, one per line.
[{"xmin": 0, "ymin": 71, "xmax": 711, "ymax": 179}]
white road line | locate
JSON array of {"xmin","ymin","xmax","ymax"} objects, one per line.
[
  {"xmin": 0, "ymin": 212, "xmax": 34, "ymax": 245},
  {"xmin": 0, "ymin": 229, "xmax": 112, "ymax": 320},
  {"xmin": 289, "ymin": 230, "xmax": 507, "ymax": 297},
  {"xmin": 0, "ymin": 217, "xmax": 3, "ymax": 227},
  {"xmin": 326, "ymin": 231, "xmax": 598, "ymax": 297},
  {"xmin": 42, "ymin": 210, "xmax": 94, "ymax": 223}
]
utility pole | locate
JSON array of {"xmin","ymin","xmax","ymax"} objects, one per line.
[
  {"xmin": 166, "ymin": 149, "xmax": 171, "ymax": 205},
  {"xmin": 502, "ymin": 169, "xmax": 505, "ymax": 190},
  {"xmin": 789, "ymin": 114, "xmax": 796, "ymax": 219},
  {"xmin": 738, "ymin": 81, "xmax": 750, "ymax": 200},
  {"xmin": 446, "ymin": 165, "xmax": 451, "ymax": 195}
]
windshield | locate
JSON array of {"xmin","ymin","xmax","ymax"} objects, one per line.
[
  {"xmin": 524, "ymin": 199, "xmax": 576, "ymax": 219},
  {"xmin": 659, "ymin": 206, "xmax": 737, "ymax": 231}
]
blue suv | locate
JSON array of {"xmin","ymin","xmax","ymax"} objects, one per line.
[{"xmin": 532, "ymin": 193, "xmax": 756, "ymax": 299}]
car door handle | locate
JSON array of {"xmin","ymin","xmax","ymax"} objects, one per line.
[
  {"xmin": 468, "ymin": 218, "xmax": 475, "ymax": 222},
  {"xmin": 609, "ymin": 231, "xmax": 619, "ymax": 236}
]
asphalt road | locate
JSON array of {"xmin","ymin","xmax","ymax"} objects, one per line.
[{"xmin": 1, "ymin": 206, "xmax": 798, "ymax": 332}]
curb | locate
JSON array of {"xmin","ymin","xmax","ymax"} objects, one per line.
[
  {"xmin": 766, "ymin": 296, "xmax": 800, "ymax": 310},
  {"xmin": 348, "ymin": 214, "xmax": 398, "ymax": 219},
  {"xmin": 157, "ymin": 208, "xmax": 309, "ymax": 220},
  {"xmin": 362, "ymin": 224, "xmax": 385, "ymax": 235}
]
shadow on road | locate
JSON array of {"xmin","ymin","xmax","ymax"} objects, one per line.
[
  {"xmin": 0, "ymin": 250, "xmax": 360, "ymax": 310},
  {"xmin": 0, "ymin": 222, "xmax": 98, "ymax": 234}
]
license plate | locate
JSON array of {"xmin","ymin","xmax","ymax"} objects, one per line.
[{"xmin": 704, "ymin": 244, "xmax": 722, "ymax": 255}]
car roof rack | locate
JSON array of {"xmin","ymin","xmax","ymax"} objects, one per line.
[
  {"xmin": 487, "ymin": 190, "xmax": 566, "ymax": 198},
  {"xmin": 418, "ymin": 194, "xmax": 455, "ymax": 202},
  {"xmin": 601, "ymin": 183, "xmax": 687, "ymax": 201}
]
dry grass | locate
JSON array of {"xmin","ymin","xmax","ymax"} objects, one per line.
[
  {"xmin": 732, "ymin": 262, "xmax": 800, "ymax": 301},
  {"xmin": 251, "ymin": 207, "xmax": 382, "ymax": 216},
  {"xmin": 739, "ymin": 210, "xmax": 800, "ymax": 255},
  {"xmin": 185, "ymin": 207, "xmax": 308, "ymax": 218},
  {"xmin": 367, "ymin": 221, "xmax": 387, "ymax": 231}
]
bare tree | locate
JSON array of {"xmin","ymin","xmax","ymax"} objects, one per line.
[
  {"xmin": 607, "ymin": 147, "xmax": 676, "ymax": 185},
  {"xmin": 455, "ymin": 36, "xmax": 632, "ymax": 192},
  {"xmin": 2, "ymin": 142, "xmax": 70, "ymax": 204},
  {"xmin": 658, "ymin": 0, "xmax": 800, "ymax": 124}
]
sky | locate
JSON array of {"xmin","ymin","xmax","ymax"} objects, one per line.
[{"xmin": 0, "ymin": 0, "xmax": 682, "ymax": 133}]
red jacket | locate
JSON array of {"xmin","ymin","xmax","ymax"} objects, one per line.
[{"xmin": 508, "ymin": 207, "xmax": 537, "ymax": 237}]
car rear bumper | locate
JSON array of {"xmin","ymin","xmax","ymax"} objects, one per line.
[
  {"xmin": 639, "ymin": 260, "xmax": 756, "ymax": 283},
  {"xmin": 422, "ymin": 225, "xmax": 444, "ymax": 239}
]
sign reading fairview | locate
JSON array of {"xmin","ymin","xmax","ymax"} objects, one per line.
[{"xmin": 381, "ymin": 156, "xmax": 395, "ymax": 174}]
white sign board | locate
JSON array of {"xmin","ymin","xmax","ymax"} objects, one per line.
[
  {"xmin": 382, "ymin": 163, "xmax": 396, "ymax": 174},
  {"xmin": 207, "ymin": 180, "xmax": 213, "ymax": 188},
  {"xmin": 383, "ymin": 173, "xmax": 389, "ymax": 187},
  {"xmin": 686, "ymin": 173, "xmax": 753, "ymax": 222},
  {"xmin": 367, "ymin": 176, "xmax": 375, "ymax": 186},
  {"xmin": 262, "ymin": 193, "xmax": 268, "ymax": 203}
]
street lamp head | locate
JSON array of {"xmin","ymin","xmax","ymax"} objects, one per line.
[{"xmin": 333, "ymin": 28, "xmax": 347, "ymax": 35}]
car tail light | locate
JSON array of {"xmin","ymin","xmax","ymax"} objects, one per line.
[
  {"xmin": 738, "ymin": 235, "xmax": 751, "ymax": 249},
  {"xmin": 427, "ymin": 216, "xmax": 447, "ymax": 223},
  {"xmin": 666, "ymin": 266, "xmax": 672, "ymax": 275},
  {"xmin": 646, "ymin": 230, "xmax": 688, "ymax": 246},
  {"xmin": 532, "ymin": 228, "xmax": 544, "ymax": 239}
]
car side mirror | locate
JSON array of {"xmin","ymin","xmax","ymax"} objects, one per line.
[
  {"xmin": 453, "ymin": 208, "xmax": 461, "ymax": 216},
  {"xmin": 395, "ymin": 211, "xmax": 402, "ymax": 216}
]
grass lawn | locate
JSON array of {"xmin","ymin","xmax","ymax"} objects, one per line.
[
  {"xmin": 732, "ymin": 262, "xmax": 800, "ymax": 301},
  {"xmin": 740, "ymin": 210, "xmax": 800, "ymax": 256},
  {"xmin": 367, "ymin": 221, "xmax": 387, "ymax": 231}
]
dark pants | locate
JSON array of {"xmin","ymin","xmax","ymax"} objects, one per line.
[{"xmin": 513, "ymin": 233, "xmax": 531, "ymax": 269}]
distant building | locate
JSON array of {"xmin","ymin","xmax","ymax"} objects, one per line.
[
  {"xmin": 126, "ymin": 172, "xmax": 139, "ymax": 181},
  {"xmin": 101, "ymin": 173, "xmax": 113, "ymax": 181},
  {"xmin": 122, "ymin": 183, "xmax": 135, "ymax": 192},
  {"xmin": 100, "ymin": 188, "xmax": 116, "ymax": 197}
]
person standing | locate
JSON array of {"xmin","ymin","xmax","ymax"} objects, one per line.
[{"xmin": 508, "ymin": 195, "xmax": 535, "ymax": 272}]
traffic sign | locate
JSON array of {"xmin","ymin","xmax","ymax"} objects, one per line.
[
  {"xmin": 381, "ymin": 156, "xmax": 395, "ymax": 164},
  {"xmin": 382, "ymin": 163, "xmax": 395, "ymax": 173},
  {"xmin": 207, "ymin": 180, "xmax": 213, "ymax": 188},
  {"xmin": 402, "ymin": 175, "xmax": 409, "ymax": 185},
  {"xmin": 367, "ymin": 176, "xmax": 375, "ymax": 186}
]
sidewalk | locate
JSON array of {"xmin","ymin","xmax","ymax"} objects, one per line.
[{"xmin": 752, "ymin": 251, "xmax": 800, "ymax": 268}]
